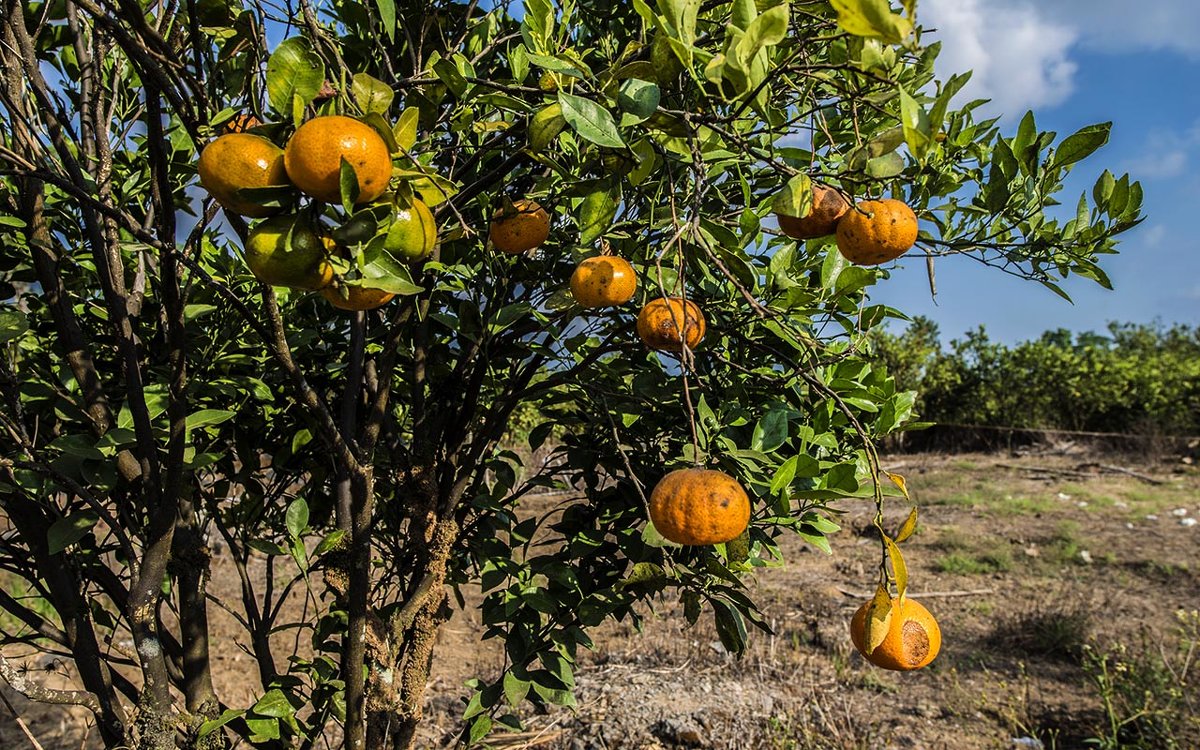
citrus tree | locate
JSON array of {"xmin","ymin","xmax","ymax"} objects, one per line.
[{"xmin": 0, "ymin": 0, "xmax": 1142, "ymax": 748}]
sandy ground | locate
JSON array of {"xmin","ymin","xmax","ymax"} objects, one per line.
[{"xmin": 3, "ymin": 451, "xmax": 1199, "ymax": 749}]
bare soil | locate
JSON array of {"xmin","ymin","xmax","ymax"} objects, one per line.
[{"xmin": 4, "ymin": 451, "xmax": 1199, "ymax": 749}]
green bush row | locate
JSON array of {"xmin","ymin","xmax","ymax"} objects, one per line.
[{"xmin": 873, "ymin": 318, "xmax": 1200, "ymax": 435}]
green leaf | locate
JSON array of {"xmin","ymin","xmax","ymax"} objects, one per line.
[
  {"xmin": 376, "ymin": 0, "xmax": 396, "ymax": 41},
  {"xmin": 866, "ymin": 152, "xmax": 905, "ymax": 178},
  {"xmin": 393, "ymin": 107, "xmax": 420, "ymax": 151},
  {"xmin": 433, "ymin": 58, "xmax": 470, "ymax": 99},
  {"xmin": 245, "ymin": 717, "xmax": 280, "ymax": 741},
  {"xmin": 247, "ymin": 539, "xmax": 288, "ymax": 556},
  {"xmin": 265, "ymin": 37, "xmax": 325, "ymax": 120},
  {"xmin": 771, "ymin": 173, "xmax": 813, "ymax": 218},
  {"xmin": 751, "ymin": 409, "xmax": 789, "ymax": 453},
  {"xmin": 509, "ymin": 43, "xmax": 530, "ymax": 82},
  {"xmin": 712, "ymin": 599, "xmax": 748, "ymax": 654},
  {"xmin": 0, "ymin": 309, "xmax": 28, "ymax": 343},
  {"xmin": 1093, "ymin": 169, "xmax": 1115, "ymax": 206},
  {"xmin": 291, "ymin": 428, "xmax": 313, "ymax": 454},
  {"xmin": 197, "ymin": 709, "xmax": 244, "ymax": 738},
  {"xmin": 558, "ymin": 92, "xmax": 625, "ymax": 149},
  {"xmin": 578, "ymin": 182, "xmax": 619, "ymax": 244},
  {"xmin": 1053, "ymin": 122, "xmax": 1111, "ymax": 168},
  {"xmin": 898, "ymin": 87, "xmax": 931, "ymax": 160},
  {"xmin": 352, "ymin": 73, "xmax": 394, "ymax": 115},
  {"xmin": 315, "ymin": 529, "xmax": 347, "ymax": 556},
  {"xmin": 522, "ymin": 0, "xmax": 555, "ymax": 52},
  {"xmin": 339, "ymin": 157, "xmax": 360, "ymax": 212},
  {"xmin": 529, "ymin": 102, "xmax": 566, "ymax": 153},
  {"xmin": 503, "ymin": 672, "xmax": 531, "ymax": 707},
  {"xmin": 467, "ymin": 714, "xmax": 492, "ymax": 745},
  {"xmin": 770, "ymin": 455, "xmax": 798, "ymax": 493},
  {"xmin": 616, "ymin": 78, "xmax": 660, "ymax": 121},
  {"xmin": 617, "ymin": 561, "xmax": 666, "ymax": 590},
  {"xmin": 185, "ymin": 409, "xmax": 236, "ymax": 430},
  {"xmin": 252, "ymin": 688, "xmax": 296, "ymax": 719},
  {"xmin": 361, "ymin": 253, "xmax": 425, "ymax": 295},
  {"xmin": 285, "ymin": 498, "xmax": 309, "ymax": 540},
  {"xmin": 830, "ymin": 0, "xmax": 913, "ymax": 44},
  {"xmin": 47, "ymin": 512, "xmax": 99, "ymax": 554}
]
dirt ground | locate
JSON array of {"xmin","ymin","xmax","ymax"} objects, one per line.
[{"xmin": 3, "ymin": 450, "xmax": 1199, "ymax": 749}]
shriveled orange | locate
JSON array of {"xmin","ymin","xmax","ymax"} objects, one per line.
[
  {"xmin": 243, "ymin": 217, "xmax": 334, "ymax": 290},
  {"xmin": 636, "ymin": 297, "xmax": 705, "ymax": 351},
  {"xmin": 284, "ymin": 116, "xmax": 392, "ymax": 205},
  {"xmin": 850, "ymin": 596, "xmax": 941, "ymax": 671},
  {"xmin": 490, "ymin": 199, "xmax": 550, "ymax": 254},
  {"xmin": 569, "ymin": 256, "xmax": 637, "ymax": 308},
  {"xmin": 197, "ymin": 133, "xmax": 289, "ymax": 218},
  {"xmin": 776, "ymin": 183, "xmax": 849, "ymax": 240},
  {"xmin": 649, "ymin": 468, "xmax": 751, "ymax": 546},
  {"xmin": 835, "ymin": 198, "xmax": 918, "ymax": 265},
  {"xmin": 321, "ymin": 284, "xmax": 395, "ymax": 311}
]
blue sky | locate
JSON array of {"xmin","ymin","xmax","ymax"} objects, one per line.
[{"xmin": 872, "ymin": 0, "xmax": 1200, "ymax": 342}]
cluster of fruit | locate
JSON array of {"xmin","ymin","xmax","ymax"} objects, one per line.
[
  {"xmin": 198, "ymin": 114, "xmax": 438, "ymax": 309},
  {"xmin": 196, "ymin": 111, "xmax": 935, "ymax": 671},
  {"xmin": 775, "ymin": 182, "xmax": 919, "ymax": 265}
]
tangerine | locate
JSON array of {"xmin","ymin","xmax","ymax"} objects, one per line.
[
  {"xmin": 490, "ymin": 199, "xmax": 550, "ymax": 254},
  {"xmin": 321, "ymin": 284, "xmax": 395, "ymax": 311},
  {"xmin": 649, "ymin": 468, "xmax": 751, "ymax": 546},
  {"xmin": 835, "ymin": 198, "xmax": 918, "ymax": 265},
  {"xmin": 244, "ymin": 217, "xmax": 334, "ymax": 290},
  {"xmin": 284, "ymin": 116, "xmax": 392, "ymax": 205},
  {"xmin": 197, "ymin": 133, "xmax": 289, "ymax": 218},
  {"xmin": 776, "ymin": 183, "xmax": 849, "ymax": 240},
  {"xmin": 570, "ymin": 256, "xmax": 637, "ymax": 308},
  {"xmin": 636, "ymin": 297, "xmax": 705, "ymax": 351},
  {"xmin": 850, "ymin": 596, "xmax": 941, "ymax": 671},
  {"xmin": 385, "ymin": 198, "xmax": 438, "ymax": 263}
]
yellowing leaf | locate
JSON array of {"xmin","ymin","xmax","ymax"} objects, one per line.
[
  {"xmin": 885, "ymin": 534, "xmax": 908, "ymax": 602},
  {"xmin": 865, "ymin": 583, "xmax": 893, "ymax": 653},
  {"xmin": 895, "ymin": 506, "xmax": 918, "ymax": 543},
  {"xmin": 829, "ymin": 0, "xmax": 913, "ymax": 44},
  {"xmin": 885, "ymin": 470, "xmax": 909, "ymax": 499}
]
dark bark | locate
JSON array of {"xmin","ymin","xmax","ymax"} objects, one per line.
[{"xmin": 0, "ymin": 499, "xmax": 127, "ymax": 745}]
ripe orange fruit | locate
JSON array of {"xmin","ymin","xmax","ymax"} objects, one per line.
[
  {"xmin": 284, "ymin": 115, "xmax": 392, "ymax": 205},
  {"xmin": 321, "ymin": 284, "xmax": 395, "ymax": 311},
  {"xmin": 636, "ymin": 297, "xmax": 705, "ymax": 351},
  {"xmin": 244, "ymin": 217, "xmax": 334, "ymax": 290},
  {"xmin": 649, "ymin": 468, "xmax": 751, "ymax": 546},
  {"xmin": 570, "ymin": 256, "xmax": 637, "ymax": 308},
  {"xmin": 850, "ymin": 597, "xmax": 941, "ymax": 671},
  {"xmin": 776, "ymin": 183, "xmax": 849, "ymax": 240},
  {"xmin": 835, "ymin": 198, "xmax": 918, "ymax": 265},
  {"xmin": 385, "ymin": 198, "xmax": 438, "ymax": 263},
  {"xmin": 223, "ymin": 114, "xmax": 261, "ymax": 133},
  {"xmin": 490, "ymin": 199, "xmax": 550, "ymax": 254},
  {"xmin": 197, "ymin": 133, "xmax": 290, "ymax": 218}
]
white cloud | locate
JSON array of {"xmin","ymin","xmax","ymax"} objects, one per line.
[
  {"xmin": 1140, "ymin": 224, "xmax": 1167, "ymax": 248},
  {"xmin": 922, "ymin": 0, "xmax": 1078, "ymax": 116},
  {"xmin": 1133, "ymin": 150, "xmax": 1187, "ymax": 179},
  {"xmin": 1042, "ymin": 0, "xmax": 1200, "ymax": 57},
  {"xmin": 1122, "ymin": 119, "xmax": 1200, "ymax": 179}
]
